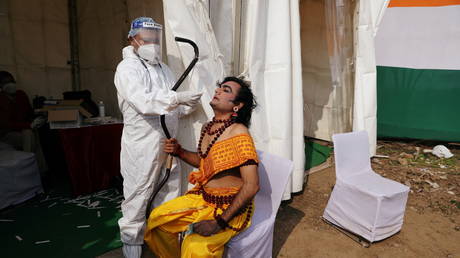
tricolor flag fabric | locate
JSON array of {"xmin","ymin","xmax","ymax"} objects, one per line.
[{"xmin": 375, "ymin": 0, "xmax": 460, "ymax": 141}]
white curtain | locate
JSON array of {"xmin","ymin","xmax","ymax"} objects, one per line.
[
  {"xmin": 240, "ymin": 0, "xmax": 304, "ymax": 200},
  {"xmin": 302, "ymin": 0, "xmax": 355, "ymax": 141},
  {"xmin": 163, "ymin": 0, "xmax": 305, "ymax": 199},
  {"xmin": 162, "ymin": 0, "xmax": 226, "ymax": 192},
  {"xmin": 353, "ymin": 0, "xmax": 389, "ymax": 156}
]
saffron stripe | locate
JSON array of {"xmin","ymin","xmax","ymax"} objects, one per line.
[{"xmin": 388, "ymin": 0, "xmax": 460, "ymax": 7}]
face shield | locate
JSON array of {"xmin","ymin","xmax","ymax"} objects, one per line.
[{"xmin": 128, "ymin": 18, "xmax": 163, "ymax": 63}]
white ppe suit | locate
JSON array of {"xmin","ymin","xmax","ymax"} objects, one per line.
[{"xmin": 114, "ymin": 45, "xmax": 191, "ymax": 246}]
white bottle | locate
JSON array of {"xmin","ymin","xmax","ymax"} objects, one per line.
[{"xmin": 98, "ymin": 100, "xmax": 105, "ymax": 117}]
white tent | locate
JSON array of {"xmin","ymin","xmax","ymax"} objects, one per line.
[
  {"xmin": 163, "ymin": 0, "xmax": 389, "ymax": 198},
  {"xmin": 0, "ymin": 0, "xmax": 390, "ymax": 198}
]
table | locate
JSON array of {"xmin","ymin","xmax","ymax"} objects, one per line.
[{"xmin": 58, "ymin": 123, "xmax": 123, "ymax": 196}]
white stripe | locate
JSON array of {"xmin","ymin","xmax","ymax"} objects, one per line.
[{"xmin": 376, "ymin": 5, "xmax": 460, "ymax": 70}]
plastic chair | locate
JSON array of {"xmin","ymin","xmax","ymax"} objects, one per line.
[
  {"xmin": 225, "ymin": 150, "xmax": 294, "ymax": 258},
  {"xmin": 323, "ymin": 131, "xmax": 409, "ymax": 243}
]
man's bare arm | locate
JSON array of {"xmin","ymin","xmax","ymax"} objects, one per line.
[{"xmin": 164, "ymin": 138, "xmax": 200, "ymax": 167}]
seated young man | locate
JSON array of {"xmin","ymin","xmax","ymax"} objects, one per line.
[{"xmin": 144, "ymin": 76, "xmax": 259, "ymax": 257}]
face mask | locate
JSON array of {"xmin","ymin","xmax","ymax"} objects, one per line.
[
  {"xmin": 134, "ymin": 39, "xmax": 161, "ymax": 65},
  {"xmin": 2, "ymin": 82, "xmax": 16, "ymax": 95}
]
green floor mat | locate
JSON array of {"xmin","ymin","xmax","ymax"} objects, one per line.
[
  {"xmin": 1, "ymin": 189, "xmax": 123, "ymax": 258},
  {"xmin": 305, "ymin": 140, "xmax": 332, "ymax": 170}
]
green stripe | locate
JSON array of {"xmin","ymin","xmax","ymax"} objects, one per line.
[{"xmin": 377, "ymin": 66, "xmax": 460, "ymax": 141}]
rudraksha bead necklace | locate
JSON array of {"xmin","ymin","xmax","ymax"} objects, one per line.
[
  {"xmin": 205, "ymin": 117, "xmax": 234, "ymax": 135},
  {"xmin": 198, "ymin": 117, "xmax": 234, "ymax": 158}
]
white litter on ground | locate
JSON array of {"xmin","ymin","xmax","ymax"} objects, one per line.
[
  {"xmin": 89, "ymin": 201, "xmax": 100, "ymax": 208},
  {"xmin": 424, "ymin": 145, "xmax": 454, "ymax": 159},
  {"xmin": 15, "ymin": 235, "xmax": 23, "ymax": 241},
  {"xmin": 77, "ymin": 225, "xmax": 90, "ymax": 228},
  {"xmin": 97, "ymin": 211, "xmax": 101, "ymax": 218},
  {"xmin": 39, "ymin": 195, "xmax": 50, "ymax": 202},
  {"xmin": 35, "ymin": 240, "xmax": 51, "ymax": 244},
  {"xmin": 0, "ymin": 219, "xmax": 14, "ymax": 222},
  {"xmin": 88, "ymin": 206, "xmax": 106, "ymax": 210},
  {"xmin": 425, "ymin": 180, "xmax": 440, "ymax": 189}
]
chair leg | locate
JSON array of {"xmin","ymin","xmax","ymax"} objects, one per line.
[{"xmin": 321, "ymin": 217, "xmax": 371, "ymax": 248}]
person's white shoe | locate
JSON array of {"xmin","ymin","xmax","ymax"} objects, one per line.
[{"xmin": 122, "ymin": 244, "xmax": 142, "ymax": 258}]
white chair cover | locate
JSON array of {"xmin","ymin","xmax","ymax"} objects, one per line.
[
  {"xmin": 0, "ymin": 146, "xmax": 43, "ymax": 210},
  {"xmin": 323, "ymin": 131, "xmax": 409, "ymax": 242},
  {"xmin": 225, "ymin": 150, "xmax": 294, "ymax": 258}
]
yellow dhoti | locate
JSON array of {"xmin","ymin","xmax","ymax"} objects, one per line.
[{"xmin": 144, "ymin": 187, "xmax": 253, "ymax": 258}]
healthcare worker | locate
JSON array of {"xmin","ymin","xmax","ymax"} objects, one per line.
[{"xmin": 114, "ymin": 17, "xmax": 202, "ymax": 258}]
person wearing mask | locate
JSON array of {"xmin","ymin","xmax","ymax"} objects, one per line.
[{"xmin": 114, "ymin": 17, "xmax": 202, "ymax": 258}]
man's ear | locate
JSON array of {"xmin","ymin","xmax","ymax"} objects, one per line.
[{"xmin": 129, "ymin": 37, "xmax": 138, "ymax": 49}]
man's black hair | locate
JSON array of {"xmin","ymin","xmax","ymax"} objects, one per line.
[{"xmin": 220, "ymin": 76, "xmax": 257, "ymax": 128}]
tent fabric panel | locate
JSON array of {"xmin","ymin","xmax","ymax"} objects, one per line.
[
  {"xmin": 377, "ymin": 66, "xmax": 460, "ymax": 141},
  {"xmin": 0, "ymin": 16, "xmax": 17, "ymax": 67},
  {"xmin": 209, "ymin": 1, "xmax": 234, "ymax": 76},
  {"xmin": 74, "ymin": 0, "xmax": 165, "ymax": 118},
  {"xmin": 77, "ymin": 0, "xmax": 133, "ymax": 118},
  {"xmin": 301, "ymin": 0, "xmax": 333, "ymax": 139},
  {"xmin": 301, "ymin": 0, "xmax": 354, "ymax": 141},
  {"xmin": 241, "ymin": 0, "xmax": 304, "ymax": 199},
  {"xmin": 1, "ymin": 0, "xmax": 72, "ymax": 101}
]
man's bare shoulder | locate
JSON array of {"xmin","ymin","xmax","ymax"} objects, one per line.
[{"xmin": 228, "ymin": 123, "xmax": 250, "ymax": 136}]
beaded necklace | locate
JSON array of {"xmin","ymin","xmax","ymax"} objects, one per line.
[{"xmin": 198, "ymin": 117, "xmax": 234, "ymax": 158}]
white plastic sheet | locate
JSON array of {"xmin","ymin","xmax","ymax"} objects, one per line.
[
  {"xmin": 240, "ymin": 0, "xmax": 305, "ymax": 200},
  {"xmin": 353, "ymin": 0, "xmax": 390, "ymax": 156},
  {"xmin": 163, "ymin": 0, "xmax": 226, "ymax": 192}
]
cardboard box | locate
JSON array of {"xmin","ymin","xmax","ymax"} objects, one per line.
[
  {"xmin": 44, "ymin": 99, "xmax": 92, "ymax": 129},
  {"xmin": 48, "ymin": 109, "xmax": 82, "ymax": 129}
]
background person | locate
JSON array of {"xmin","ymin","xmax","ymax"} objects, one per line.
[{"xmin": 0, "ymin": 71, "xmax": 47, "ymax": 171}]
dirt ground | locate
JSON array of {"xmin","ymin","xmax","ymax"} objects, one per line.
[
  {"xmin": 274, "ymin": 140, "xmax": 460, "ymax": 258},
  {"xmin": 101, "ymin": 140, "xmax": 459, "ymax": 258}
]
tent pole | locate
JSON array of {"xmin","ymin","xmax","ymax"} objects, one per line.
[
  {"xmin": 68, "ymin": 0, "xmax": 81, "ymax": 91},
  {"xmin": 232, "ymin": 0, "xmax": 243, "ymax": 75}
]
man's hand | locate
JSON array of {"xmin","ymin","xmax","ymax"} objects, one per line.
[
  {"xmin": 164, "ymin": 138, "xmax": 182, "ymax": 157},
  {"xmin": 192, "ymin": 220, "xmax": 221, "ymax": 236}
]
